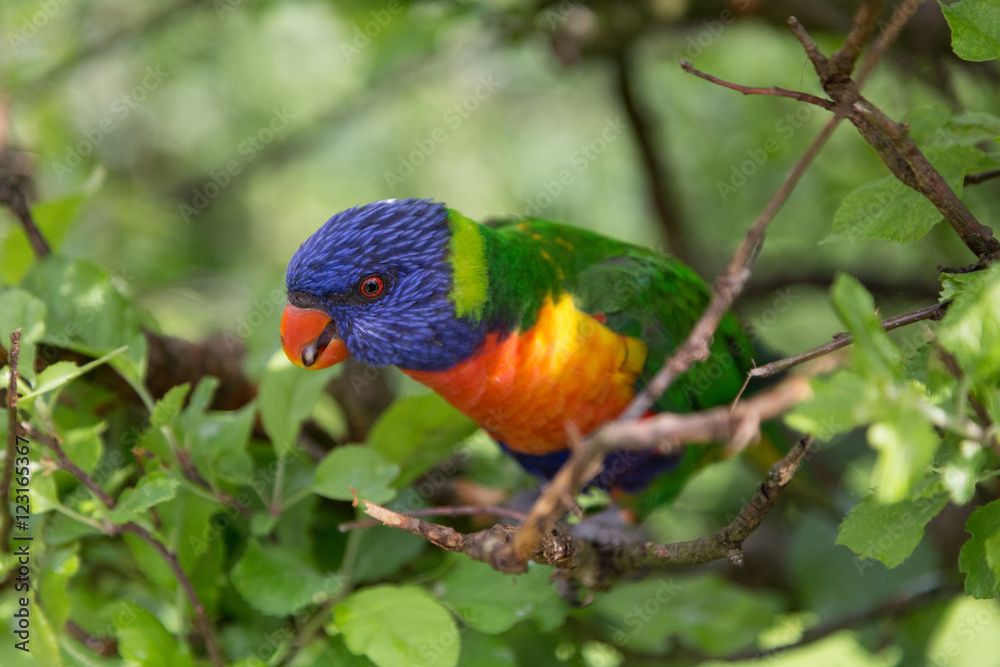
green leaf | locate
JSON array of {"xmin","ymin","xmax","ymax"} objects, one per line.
[
  {"xmin": 20, "ymin": 346, "xmax": 127, "ymax": 401},
  {"xmin": 836, "ymin": 493, "xmax": 948, "ymax": 567},
  {"xmin": 289, "ymin": 635, "xmax": 376, "ymax": 667},
  {"xmin": 959, "ymin": 498, "xmax": 1000, "ymax": 598},
  {"xmin": 786, "ymin": 371, "xmax": 874, "ymax": 438},
  {"xmin": 22, "ymin": 256, "xmax": 147, "ymax": 382},
  {"xmin": 186, "ymin": 402, "xmax": 256, "ymax": 485},
  {"xmin": 828, "ymin": 145, "xmax": 979, "ymax": 243},
  {"xmin": 114, "ymin": 602, "xmax": 194, "ymax": 667},
  {"xmin": 0, "ymin": 288, "xmax": 46, "ymax": 383},
  {"xmin": 946, "ymin": 111, "xmax": 1000, "ymax": 145},
  {"xmin": 107, "ymin": 471, "xmax": 180, "ymax": 524},
  {"xmin": 313, "ymin": 445, "xmax": 400, "ymax": 505},
  {"xmin": 0, "ymin": 193, "xmax": 82, "ymax": 284},
  {"xmin": 30, "ymin": 602, "xmax": 62, "ymax": 667},
  {"xmin": 592, "ymin": 574, "xmax": 783, "ymax": 656},
  {"xmin": 938, "ymin": 264, "xmax": 1000, "ymax": 383},
  {"xmin": 230, "ymin": 540, "xmax": 340, "ymax": 616},
  {"xmin": 335, "ymin": 585, "xmax": 460, "ymax": 667},
  {"xmin": 439, "ymin": 558, "xmax": 566, "ymax": 634},
  {"xmin": 353, "ymin": 526, "xmax": 427, "ymax": 584},
  {"xmin": 866, "ymin": 415, "xmax": 940, "ymax": 503},
  {"xmin": 258, "ymin": 350, "xmax": 340, "ymax": 457},
  {"xmin": 152, "ymin": 383, "xmax": 190, "ymax": 428},
  {"xmin": 368, "ymin": 393, "xmax": 477, "ymax": 488},
  {"xmin": 923, "ymin": 597, "xmax": 1000, "ymax": 666},
  {"xmin": 705, "ymin": 631, "xmax": 901, "ymax": 667},
  {"xmin": 943, "ymin": 0, "xmax": 1000, "ymax": 61},
  {"xmin": 39, "ymin": 545, "xmax": 80, "ymax": 631},
  {"xmin": 831, "ymin": 274, "xmax": 901, "ymax": 377},
  {"xmin": 186, "ymin": 376, "xmax": 220, "ymax": 416},
  {"xmin": 60, "ymin": 424, "xmax": 104, "ymax": 476}
]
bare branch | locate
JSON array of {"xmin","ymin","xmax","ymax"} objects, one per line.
[
  {"xmin": 791, "ymin": 4, "xmax": 1000, "ymax": 261},
  {"xmin": 678, "ymin": 61, "xmax": 835, "ymax": 110},
  {"xmin": 360, "ymin": 437, "xmax": 814, "ymax": 588},
  {"xmin": 854, "ymin": 0, "xmax": 928, "ymax": 87},
  {"xmin": 27, "ymin": 426, "xmax": 116, "ymax": 509},
  {"xmin": 615, "ymin": 50, "xmax": 690, "ymax": 261},
  {"xmin": 114, "ymin": 521, "xmax": 225, "ymax": 667},
  {"xmin": 29, "ymin": 424, "xmax": 225, "ymax": 666},
  {"xmin": 0, "ymin": 329, "xmax": 21, "ymax": 552},
  {"xmin": 0, "ymin": 103, "xmax": 49, "ymax": 258},
  {"xmin": 509, "ymin": 372, "xmax": 819, "ymax": 570},
  {"xmin": 619, "ymin": 103, "xmax": 844, "ymax": 424},
  {"xmin": 750, "ymin": 299, "xmax": 951, "ymax": 379},
  {"xmin": 339, "ymin": 505, "xmax": 528, "ymax": 532},
  {"xmin": 829, "ymin": 0, "xmax": 885, "ymax": 76},
  {"xmin": 64, "ymin": 620, "xmax": 118, "ymax": 658},
  {"xmin": 965, "ymin": 168, "xmax": 1000, "ymax": 186}
]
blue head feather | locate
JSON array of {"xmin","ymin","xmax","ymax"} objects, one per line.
[{"xmin": 286, "ymin": 198, "xmax": 487, "ymax": 370}]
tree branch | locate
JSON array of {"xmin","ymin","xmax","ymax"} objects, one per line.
[
  {"xmin": 749, "ymin": 299, "xmax": 951, "ymax": 379},
  {"xmin": 0, "ymin": 329, "xmax": 21, "ymax": 553},
  {"xmin": 28, "ymin": 424, "xmax": 224, "ymax": 667},
  {"xmin": 501, "ymin": 0, "xmax": 922, "ymax": 573},
  {"xmin": 26, "ymin": 426, "xmax": 116, "ymax": 509},
  {"xmin": 357, "ymin": 436, "xmax": 813, "ymax": 589},
  {"xmin": 113, "ymin": 521, "xmax": 225, "ymax": 667},
  {"xmin": 338, "ymin": 505, "xmax": 528, "ymax": 532},
  {"xmin": 965, "ymin": 168, "xmax": 1000, "ymax": 186},
  {"xmin": 677, "ymin": 61, "xmax": 835, "ymax": 110},
  {"xmin": 0, "ymin": 104, "xmax": 49, "ymax": 258},
  {"xmin": 829, "ymin": 0, "xmax": 885, "ymax": 76},
  {"xmin": 615, "ymin": 49, "xmax": 690, "ymax": 261},
  {"xmin": 790, "ymin": 5, "xmax": 999, "ymax": 261}
]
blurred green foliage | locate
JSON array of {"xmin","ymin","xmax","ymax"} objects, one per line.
[{"xmin": 2, "ymin": 1, "xmax": 1000, "ymax": 666}]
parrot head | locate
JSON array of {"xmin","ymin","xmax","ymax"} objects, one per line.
[{"xmin": 281, "ymin": 198, "xmax": 486, "ymax": 372}]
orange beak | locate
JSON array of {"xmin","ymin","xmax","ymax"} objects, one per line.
[{"xmin": 280, "ymin": 304, "xmax": 350, "ymax": 369}]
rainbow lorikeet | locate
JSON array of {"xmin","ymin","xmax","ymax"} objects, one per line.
[{"xmin": 280, "ymin": 199, "xmax": 755, "ymax": 515}]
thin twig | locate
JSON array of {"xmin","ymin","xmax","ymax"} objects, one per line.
[
  {"xmin": 339, "ymin": 505, "xmax": 528, "ymax": 532},
  {"xmin": 965, "ymin": 169, "xmax": 1000, "ymax": 186},
  {"xmin": 30, "ymin": 422, "xmax": 225, "ymax": 666},
  {"xmin": 725, "ymin": 581, "xmax": 954, "ymax": 662},
  {"xmin": 935, "ymin": 343, "xmax": 1000, "ymax": 457},
  {"xmin": 620, "ymin": 102, "xmax": 843, "ymax": 423},
  {"xmin": 27, "ymin": 426, "xmax": 116, "ymax": 508},
  {"xmin": 584, "ymin": 374, "xmax": 814, "ymax": 457},
  {"xmin": 616, "ymin": 50, "xmax": 689, "ymax": 261},
  {"xmin": 678, "ymin": 61, "xmax": 835, "ymax": 110},
  {"xmin": 505, "ymin": 0, "xmax": 913, "ymax": 571},
  {"xmin": 829, "ymin": 0, "xmax": 885, "ymax": 76},
  {"xmin": 64, "ymin": 620, "xmax": 118, "ymax": 658},
  {"xmin": 115, "ymin": 522, "xmax": 225, "ymax": 667},
  {"xmin": 635, "ymin": 436, "xmax": 813, "ymax": 569},
  {"xmin": 853, "ymin": 0, "xmax": 927, "ymax": 87},
  {"xmin": 0, "ymin": 104, "xmax": 49, "ymax": 258},
  {"xmin": 0, "ymin": 329, "xmax": 21, "ymax": 552},
  {"xmin": 793, "ymin": 6, "xmax": 999, "ymax": 261},
  {"xmin": 749, "ymin": 300, "xmax": 951, "ymax": 379}
]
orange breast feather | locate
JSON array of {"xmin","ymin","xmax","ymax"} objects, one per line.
[{"xmin": 403, "ymin": 295, "xmax": 647, "ymax": 454}]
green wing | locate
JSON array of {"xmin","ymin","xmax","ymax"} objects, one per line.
[
  {"xmin": 491, "ymin": 218, "xmax": 755, "ymax": 413},
  {"xmin": 492, "ymin": 218, "xmax": 757, "ymax": 514}
]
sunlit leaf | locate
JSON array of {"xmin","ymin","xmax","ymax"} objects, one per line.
[
  {"xmin": 335, "ymin": 585, "xmax": 460, "ymax": 667},
  {"xmin": 313, "ymin": 444, "xmax": 399, "ymax": 505},
  {"xmin": 837, "ymin": 493, "xmax": 948, "ymax": 568},
  {"xmin": 943, "ymin": 0, "xmax": 1000, "ymax": 61}
]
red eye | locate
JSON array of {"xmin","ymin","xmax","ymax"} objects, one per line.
[{"xmin": 360, "ymin": 276, "xmax": 385, "ymax": 298}]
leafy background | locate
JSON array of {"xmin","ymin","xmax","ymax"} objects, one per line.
[{"xmin": 1, "ymin": 0, "xmax": 1000, "ymax": 666}]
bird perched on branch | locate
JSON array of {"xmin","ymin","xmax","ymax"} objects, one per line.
[{"xmin": 281, "ymin": 198, "xmax": 757, "ymax": 517}]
